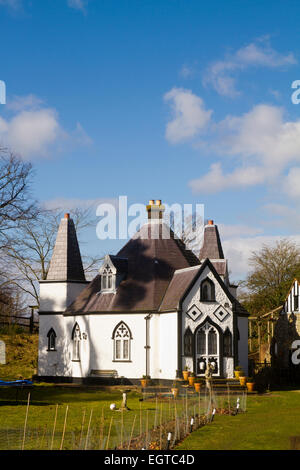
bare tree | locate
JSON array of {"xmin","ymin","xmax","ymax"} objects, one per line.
[
  {"xmin": 0, "ymin": 148, "xmax": 36, "ymax": 249},
  {"xmin": 4, "ymin": 207, "xmax": 103, "ymax": 307}
]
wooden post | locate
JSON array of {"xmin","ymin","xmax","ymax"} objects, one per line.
[
  {"xmin": 85, "ymin": 409, "xmax": 93, "ymax": 450},
  {"xmin": 60, "ymin": 405, "xmax": 68, "ymax": 450},
  {"xmin": 51, "ymin": 404, "xmax": 58, "ymax": 450},
  {"xmin": 22, "ymin": 392, "xmax": 30, "ymax": 450},
  {"xmin": 106, "ymin": 416, "xmax": 113, "ymax": 450},
  {"xmin": 249, "ymin": 320, "xmax": 252, "ymax": 352},
  {"xmin": 128, "ymin": 415, "xmax": 136, "ymax": 450}
]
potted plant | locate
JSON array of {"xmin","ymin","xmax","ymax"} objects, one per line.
[
  {"xmin": 140, "ymin": 375, "xmax": 150, "ymax": 388},
  {"xmin": 234, "ymin": 366, "xmax": 243, "ymax": 379},
  {"xmin": 188, "ymin": 372, "xmax": 195, "ymax": 386},
  {"xmin": 194, "ymin": 378, "xmax": 202, "ymax": 393},
  {"xmin": 239, "ymin": 375, "xmax": 247, "ymax": 386},
  {"xmin": 182, "ymin": 366, "xmax": 190, "ymax": 381},
  {"xmin": 246, "ymin": 377, "xmax": 255, "ymax": 392},
  {"xmin": 171, "ymin": 380, "xmax": 179, "ymax": 398}
]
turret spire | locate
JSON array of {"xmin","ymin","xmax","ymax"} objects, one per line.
[{"xmin": 47, "ymin": 213, "xmax": 86, "ymax": 281}]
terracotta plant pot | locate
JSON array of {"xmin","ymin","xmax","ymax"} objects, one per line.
[
  {"xmin": 194, "ymin": 382, "xmax": 201, "ymax": 392},
  {"xmin": 188, "ymin": 376, "xmax": 195, "ymax": 386},
  {"xmin": 234, "ymin": 370, "xmax": 241, "ymax": 379},
  {"xmin": 246, "ymin": 382, "xmax": 255, "ymax": 392},
  {"xmin": 171, "ymin": 388, "xmax": 179, "ymax": 398},
  {"xmin": 140, "ymin": 379, "xmax": 148, "ymax": 388},
  {"xmin": 239, "ymin": 376, "xmax": 247, "ymax": 386},
  {"xmin": 182, "ymin": 370, "xmax": 190, "ymax": 381}
]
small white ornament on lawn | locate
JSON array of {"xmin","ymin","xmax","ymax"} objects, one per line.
[{"xmin": 110, "ymin": 403, "xmax": 116, "ymax": 410}]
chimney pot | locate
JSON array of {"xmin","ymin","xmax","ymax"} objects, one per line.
[
  {"xmin": 64, "ymin": 213, "xmax": 70, "ymax": 219},
  {"xmin": 208, "ymin": 220, "xmax": 214, "ymax": 225}
]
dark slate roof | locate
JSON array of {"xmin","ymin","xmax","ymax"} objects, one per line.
[
  {"xmin": 159, "ymin": 266, "xmax": 201, "ymax": 312},
  {"xmin": 199, "ymin": 223, "xmax": 224, "ymax": 260},
  {"xmin": 159, "ymin": 258, "xmax": 249, "ymax": 317},
  {"xmin": 65, "ymin": 222, "xmax": 200, "ymax": 314},
  {"xmin": 210, "ymin": 260, "xmax": 227, "ymax": 277},
  {"xmin": 109, "ymin": 255, "xmax": 128, "ymax": 273},
  {"xmin": 47, "ymin": 216, "xmax": 86, "ymax": 282}
]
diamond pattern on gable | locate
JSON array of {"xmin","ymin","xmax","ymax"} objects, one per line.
[
  {"xmin": 213, "ymin": 305, "xmax": 230, "ymax": 322},
  {"xmin": 186, "ymin": 304, "xmax": 203, "ymax": 321}
]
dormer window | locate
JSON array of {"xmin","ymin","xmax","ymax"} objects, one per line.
[
  {"xmin": 99, "ymin": 255, "xmax": 128, "ymax": 294},
  {"xmin": 101, "ymin": 265, "xmax": 114, "ymax": 291}
]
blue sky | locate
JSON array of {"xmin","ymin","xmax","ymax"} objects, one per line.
[{"xmin": 1, "ymin": 0, "xmax": 300, "ymax": 280}]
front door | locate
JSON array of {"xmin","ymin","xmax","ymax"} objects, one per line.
[{"xmin": 195, "ymin": 322, "xmax": 220, "ymax": 376}]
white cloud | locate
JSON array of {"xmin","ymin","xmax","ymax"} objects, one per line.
[
  {"xmin": 185, "ymin": 101, "xmax": 300, "ymax": 194},
  {"xmin": 164, "ymin": 87, "xmax": 212, "ymax": 143},
  {"xmin": 223, "ymin": 235, "xmax": 300, "ymax": 280},
  {"xmin": 67, "ymin": 0, "xmax": 88, "ymax": 13},
  {"xmin": 0, "ymin": 94, "xmax": 92, "ymax": 159},
  {"xmin": 0, "ymin": 108, "xmax": 61, "ymax": 159},
  {"xmin": 7, "ymin": 94, "xmax": 44, "ymax": 112},
  {"xmin": 218, "ymin": 223, "xmax": 263, "ymax": 239},
  {"xmin": 204, "ymin": 40, "xmax": 297, "ymax": 97},
  {"xmin": 283, "ymin": 167, "xmax": 300, "ymax": 199},
  {"xmin": 189, "ymin": 162, "xmax": 265, "ymax": 193},
  {"xmin": 218, "ymin": 105, "xmax": 300, "ymax": 169}
]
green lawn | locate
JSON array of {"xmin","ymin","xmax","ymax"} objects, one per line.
[
  {"xmin": 176, "ymin": 390, "xmax": 300, "ymax": 450},
  {"xmin": 0, "ymin": 385, "xmax": 152, "ymax": 450}
]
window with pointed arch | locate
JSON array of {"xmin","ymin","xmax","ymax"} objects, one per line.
[
  {"xmin": 101, "ymin": 264, "xmax": 114, "ymax": 291},
  {"xmin": 72, "ymin": 323, "xmax": 81, "ymax": 362},
  {"xmin": 184, "ymin": 327, "xmax": 193, "ymax": 357},
  {"xmin": 112, "ymin": 322, "xmax": 132, "ymax": 361},
  {"xmin": 223, "ymin": 328, "xmax": 233, "ymax": 357},
  {"xmin": 200, "ymin": 278, "xmax": 215, "ymax": 302},
  {"xmin": 47, "ymin": 328, "xmax": 56, "ymax": 351}
]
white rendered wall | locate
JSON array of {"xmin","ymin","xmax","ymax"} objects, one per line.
[
  {"xmin": 39, "ymin": 282, "xmax": 87, "ymax": 312},
  {"xmin": 38, "ymin": 311, "xmax": 179, "ymax": 380},
  {"xmin": 158, "ymin": 312, "xmax": 178, "ymax": 380},
  {"xmin": 38, "ymin": 313, "xmax": 72, "ymax": 377}
]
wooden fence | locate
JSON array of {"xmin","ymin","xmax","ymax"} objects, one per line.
[{"xmin": 0, "ymin": 312, "xmax": 38, "ymax": 333}]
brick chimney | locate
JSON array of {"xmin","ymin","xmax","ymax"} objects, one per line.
[{"xmin": 146, "ymin": 199, "xmax": 165, "ymax": 220}]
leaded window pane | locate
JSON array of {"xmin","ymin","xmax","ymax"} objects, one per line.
[
  {"xmin": 123, "ymin": 340, "xmax": 129, "ymax": 359},
  {"xmin": 208, "ymin": 329, "xmax": 217, "ymax": 355},
  {"xmin": 197, "ymin": 330, "xmax": 206, "ymax": 355},
  {"xmin": 115, "ymin": 340, "xmax": 121, "ymax": 359}
]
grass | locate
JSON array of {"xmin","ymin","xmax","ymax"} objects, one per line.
[
  {"xmin": 176, "ymin": 390, "xmax": 300, "ymax": 450},
  {"xmin": 0, "ymin": 385, "xmax": 204, "ymax": 450},
  {"xmin": 0, "ymin": 385, "xmax": 148, "ymax": 450},
  {"xmin": 0, "ymin": 327, "xmax": 38, "ymax": 380}
]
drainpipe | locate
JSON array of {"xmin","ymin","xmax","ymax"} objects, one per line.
[{"xmin": 144, "ymin": 314, "xmax": 152, "ymax": 377}]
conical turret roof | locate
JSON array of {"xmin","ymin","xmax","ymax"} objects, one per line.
[
  {"xmin": 199, "ymin": 220, "xmax": 224, "ymax": 260},
  {"xmin": 47, "ymin": 213, "xmax": 86, "ymax": 282}
]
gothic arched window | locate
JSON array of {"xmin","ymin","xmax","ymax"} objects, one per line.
[
  {"xmin": 47, "ymin": 328, "xmax": 56, "ymax": 351},
  {"xmin": 112, "ymin": 322, "xmax": 132, "ymax": 361},
  {"xmin": 101, "ymin": 264, "xmax": 114, "ymax": 291},
  {"xmin": 200, "ymin": 278, "xmax": 215, "ymax": 302},
  {"xmin": 184, "ymin": 327, "xmax": 193, "ymax": 357},
  {"xmin": 223, "ymin": 328, "xmax": 232, "ymax": 356},
  {"xmin": 72, "ymin": 323, "xmax": 81, "ymax": 361}
]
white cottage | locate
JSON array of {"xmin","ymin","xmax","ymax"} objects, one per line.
[{"xmin": 37, "ymin": 201, "xmax": 249, "ymax": 383}]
